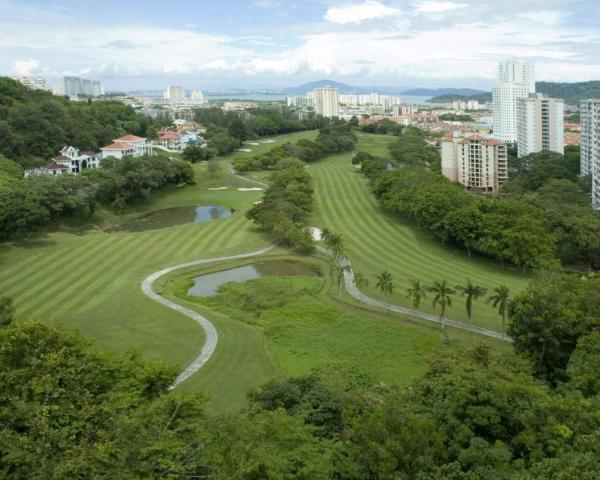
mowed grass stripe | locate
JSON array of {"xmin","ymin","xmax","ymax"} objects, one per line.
[
  {"xmin": 321, "ymin": 161, "xmax": 507, "ymax": 285},
  {"xmin": 44, "ymin": 225, "xmax": 199, "ymax": 319},
  {"xmin": 19, "ymin": 227, "xmax": 177, "ymax": 318},
  {"xmin": 3, "ymin": 234, "xmax": 129, "ymax": 305}
]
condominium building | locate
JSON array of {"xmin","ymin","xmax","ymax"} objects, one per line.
[
  {"xmin": 492, "ymin": 60, "xmax": 535, "ymax": 143},
  {"xmin": 581, "ymin": 99, "xmax": 600, "ymax": 209},
  {"xmin": 312, "ymin": 87, "xmax": 339, "ymax": 118},
  {"xmin": 16, "ymin": 76, "xmax": 47, "ymax": 90},
  {"xmin": 392, "ymin": 104, "xmax": 418, "ymax": 116},
  {"xmin": 441, "ymin": 131, "xmax": 508, "ymax": 192},
  {"xmin": 54, "ymin": 76, "xmax": 103, "ymax": 97},
  {"xmin": 190, "ymin": 90, "xmax": 205, "ymax": 104},
  {"xmin": 164, "ymin": 86, "xmax": 186, "ymax": 104},
  {"xmin": 517, "ymin": 94, "xmax": 564, "ymax": 157}
]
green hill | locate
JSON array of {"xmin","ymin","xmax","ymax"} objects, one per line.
[{"xmin": 427, "ymin": 81, "xmax": 600, "ymax": 106}]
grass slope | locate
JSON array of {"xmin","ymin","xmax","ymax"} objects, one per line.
[{"xmin": 309, "ymin": 133, "xmax": 530, "ymax": 331}]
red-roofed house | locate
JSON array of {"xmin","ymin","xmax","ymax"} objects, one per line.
[
  {"xmin": 156, "ymin": 130, "xmax": 182, "ymax": 150},
  {"xmin": 101, "ymin": 134, "xmax": 153, "ymax": 159}
]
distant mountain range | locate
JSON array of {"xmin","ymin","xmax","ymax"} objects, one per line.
[
  {"xmin": 283, "ymin": 80, "xmax": 487, "ymax": 97},
  {"xmin": 425, "ymin": 81, "xmax": 600, "ymax": 106}
]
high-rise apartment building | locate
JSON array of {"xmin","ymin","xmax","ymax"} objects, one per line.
[
  {"xmin": 312, "ymin": 87, "xmax": 339, "ymax": 118},
  {"xmin": 190, "ymin": 90, "xmax": 205, "ymax": 104},
  {"xmin": 441, "ymin": 131, "xmax": 508, "ymax": 192},
  {"xmin": 55, "ymin": 76, "xmax": 103, "ymax": 97},
  {"xmin": 492, "ymin": 60, "xmax": 535, "ymax": 143},
  {"xmin": 581, "ymin": 99, "xmax": 600, "ymax": 209},
  {"xmin": 164, "ymin": 86, "xmax": 186, "ymax": 104},
  {"xmin": 517, "ymin": 94, "xmax": 564, "ymax": 157}
]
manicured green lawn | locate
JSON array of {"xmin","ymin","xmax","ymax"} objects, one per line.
[
  {"xmin": 309, "ymin": 133, "xmax": 530, "ymax": 331},
  {"xmin": 0, "ymin": 129, "xmax": 521, "ymax": 413}
]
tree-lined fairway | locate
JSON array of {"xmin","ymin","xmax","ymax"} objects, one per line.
[
  {"xmin": 0, "ymin": 130, "xmax": 520, "ymax": 412},
  {"xmin": 310, "ymin": 133, "xmax": 530, "ymax": 330}
]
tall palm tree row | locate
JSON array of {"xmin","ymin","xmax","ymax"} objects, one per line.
[
  {"xmin": 375, "ymin": 270, "xmax": 394, "ymax": 303},
  {"xmin": 428, "ymin": 280, "xmax": 455, "ymax": 342},
  {"xmin": 406, "ymin": 278, "xmax": 427, "ymax": 309},
  {"xmin": 487, "ymin": 285, "xmax": 511, "ymax": 339},
  {"xmin": 455, "ymin": 279, "xmax": 487, "ymax": 324}
]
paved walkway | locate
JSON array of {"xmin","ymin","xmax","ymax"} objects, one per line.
[
  {"xmin": 140, "ymin": 245, "xmax": 275, "ymax": 388},
  {"xmin": 316, "ymin": 245, "xmax": 510, "ymax": 342}
]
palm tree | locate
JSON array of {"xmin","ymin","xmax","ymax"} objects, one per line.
[
  {"xmin": 354, "ymin": 272, "xmax": 369, "ymax": 289},
  {"xmin": 375, "ymin": 270, "xmax": 394, "ymax": 302},
  {"xmin": 320, "ymin": 228, "xmax": 331, "ymax": 243},
  {"xmin": 329, "ymin": 261, "xmax": 346, "ymax": 297},
  {"xmin": 487, "ymin": 285, "xmax": 510, "ymax": 339},
  {"xmin": 428, "ymin": 280, "xmax": 455, "ymax": 341},
  {"xmin": 455, "ymin": 279, "xmax": 487, "ymax": 323},
  {"xmin": 406, "ymin": 278, "xmax": 427, "ymax": 309}
]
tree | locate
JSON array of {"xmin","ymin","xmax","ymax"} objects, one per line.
[
  {"xmin": 487, "ymin": 285, "xmax": 510, "ymax": 339},
  {"xmin": 354, "ymin": 272, "xmax": 369, "ymax": 289},
  {"xmin": 329, "ymin": 262, "xmax": 346, "ymax": 297},
  {"xmin": 428, "ymin": 280, "xmax": 455, "ymax": 341},
  {"xmin": 0, "ymin": 297, "xmax": 15, "ymax": 326},
  {"xmin": 182, "ymin": 145, "xmax": 216, "ymax": 162},
  {"xmin": 375, "ymin": 270, "xmax": 394, "ymax": 302},
  {"xmin": 455, "ymin": 279, "xmax": 487, "ymax": 324},
  {"xmin": 207, "ymin": 159, "xmax": 221, "ymax": 178},
  {"xmin": 406, "ymin": 278, "xmax": 427, "ymax": 309}
]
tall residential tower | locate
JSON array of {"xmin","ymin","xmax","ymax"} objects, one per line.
[
  {"xmin": 517, "ymin": 94, "xmax": 564, "ymax": 157},
  {"xmin": 311, "ymin": 87, "xmax": 339, "ymax": 118},
  {"xmin": 581, "ymin": 99, "xmax": 600, "ymax": 209},
  {"xmin": 492, "ymin": 60, "xmax": 535, "ymax": 144}
]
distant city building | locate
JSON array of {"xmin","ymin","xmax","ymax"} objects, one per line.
[
  {"xmin": 517, "ymin": 94, "xmax": 564, "ymax": 157},
  {"xmin": 492, "ymin": 60, "xmax": 535, "ymax": 144},
  {"xmin": 580, "ymin": 99, "xmax": 600, "ymax": 209},
  {"xmin": 222, "ymin": 101, "xmax": 257, "ymax": 111},
  {"xmin": 101, "ymin": 135, "xmax": 153, "ymax": 159},
  {"xmin": 392, "ymin": 104, "xmax": 418, "ymax": 116},
  {"xmin": 312, "ymin": 87, "xmax": 339, "ymax": 118},
  {"xmin": 16, "ymin": 76, "xmax": 47, "ymax": 90},
  {"xmin": 452, "ymin": 99, "xmax": 480, "ymax": 111},
  {"xmin": 287, "ymin": 96, "xmax": 314, "ymax": 108},
  {"xmin": 55, "ymin": 76, "xmax": 103, "ymax": 97},
  {"xmin": 164, "ymin": 86, "xmax": 186, "ymax": 104},
  {"xmin": 190, "ymin": 90, "xmax": 205, "ymax": 104},
  {"xmin": 339, "ymin": 93, "xmax": 401, "ymax": 109},
  {"xmin": 441, "ymin": 131, "xmax": 508, "ymax": 192}
]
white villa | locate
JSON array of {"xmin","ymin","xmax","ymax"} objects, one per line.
[
  {"xmin": 25, "ymin": 145, "xmax": 101, "ymax": 176},
  {"xmin": 101, "ymin": 134, "xmax": 154, "ymax": 159}
]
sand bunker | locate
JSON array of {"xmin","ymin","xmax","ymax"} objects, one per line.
[
  {"xmin": 247, "ymin": 142, "xmax": 260, "ymax": 145},
  {"xmin": 238, "ymin": 187, "xmax": 263, "ymax": 191},
  {"xmin": 260, "ymin": 140, "xmax": 275, "ymax": 144},
  {"xmin": 238, "ymin": 148, "xmax": 252, "ymax": 152},
  {"xmin": 208, "ymin": 187, "xmax": 228, "ymax": 190}
]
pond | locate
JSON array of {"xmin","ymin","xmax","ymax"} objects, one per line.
[
  {"xmin": 108, "ymin": 205, "xmax": 232, "ymax": 232},
  {"xmin": 187, "ymin": 261, "xmax": 318, "ymax": 297}
]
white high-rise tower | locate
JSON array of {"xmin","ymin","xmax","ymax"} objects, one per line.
[
  {"xmin": 312, "ymin": 87, "xmax": 339, "ymax": 118},
  {"xmin": 581, "ymin": 99, "xmax": 600, "ymax": 210},
  {"xmin": 492, "ymin": 60, "xmax": 535, "ymax": 144}
]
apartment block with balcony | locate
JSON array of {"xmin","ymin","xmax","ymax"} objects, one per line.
[
  {"xmin": 441, "ymin": 131, "xmax": 508, "ymax": 192},
  {"xmin": 580, "ymin": 99, "xmax": 600, "ymax": 209},
  {"xmin": 517, "ymin": 94, "xmax": 564, "ymax": 157}
]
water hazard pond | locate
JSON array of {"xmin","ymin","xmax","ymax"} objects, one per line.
[
  {"xmin": 108, "ymin": 205, "xmax": 232, "ymax": 232},
  {"xmin": 187, "ymin": 261, "xmax": 319, "ymax": 297}
]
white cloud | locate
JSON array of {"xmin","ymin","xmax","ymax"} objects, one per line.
[
  {"xmin": 324, "ymin": 0, "xmax": 402, "ymax": 24},
  {"xmin": 414, "ymin": 1, "xmax": 467, "ymax": 13},
  {"xmin": 519, "ymin": 10, "xmax": 563, "ymax": 26},
  {"xmin": 10, "ymin": 58, "xmax": 40, "ymax": 76}
]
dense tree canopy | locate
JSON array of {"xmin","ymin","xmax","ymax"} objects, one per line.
[{"xmin": 0, "ymin": 77, "xmax": 156, "ymax": 168}]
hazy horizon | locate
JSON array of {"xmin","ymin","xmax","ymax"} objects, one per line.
[{"xmin": 1, "ymin": 0, "xmax": 599, "ymax": 91}]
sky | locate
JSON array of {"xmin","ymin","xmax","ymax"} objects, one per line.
[{"xmin": 1, "ymin": 0, "xmax": 599, "ymax": 91}]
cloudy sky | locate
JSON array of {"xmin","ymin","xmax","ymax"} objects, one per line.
[{"xmin": 1, "ymin": 0, "xmax": 599, "ymax": 91}]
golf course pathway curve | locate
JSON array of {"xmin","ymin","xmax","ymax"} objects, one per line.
[{"xmin": 141, "ymin": 244, "xmax": 276, "ymax": 388}]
